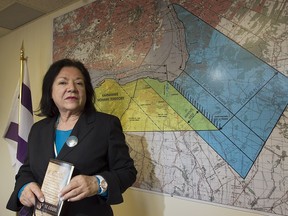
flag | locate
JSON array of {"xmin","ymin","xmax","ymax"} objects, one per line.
[{"xmin": 3, "ymin": 59, "xmax": 33, "ymax": 173}]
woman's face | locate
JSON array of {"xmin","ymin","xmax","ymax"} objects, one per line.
[{"xmin": 52, "ymin": 66, "xmax": 86, "ymax": 115}]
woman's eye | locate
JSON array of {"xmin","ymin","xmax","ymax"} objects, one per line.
[{"xmin": 76, "ymin": 81, "xmax": 84, "ymax": 86}]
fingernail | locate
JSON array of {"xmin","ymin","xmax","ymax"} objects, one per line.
[{"xmin": 39, "ymin": 197, "xmax": 45, "ymax": 202}]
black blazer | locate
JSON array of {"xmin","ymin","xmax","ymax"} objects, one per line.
[{"xmin": 7, "ymin": 111, "xmax": 137, "ymax": 216}]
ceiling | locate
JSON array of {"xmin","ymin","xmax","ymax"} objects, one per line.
[{"xmin": 0, "ymin": 0, "xmax": 80, "ymax": 38}]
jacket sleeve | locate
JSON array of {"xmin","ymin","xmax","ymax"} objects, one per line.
[{"xmin": 100, "ymin": 115, "xmax": 137, "ymax": 205}]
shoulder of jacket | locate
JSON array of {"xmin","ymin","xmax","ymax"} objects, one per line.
[{"xmin": 32, "ymin": 117, "xmax": 55, "ymax": 128}]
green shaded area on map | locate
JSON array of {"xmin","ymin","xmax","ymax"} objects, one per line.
[{"xmin": 95, "ymin": 78, "xmax": 216, "ymax": 132}]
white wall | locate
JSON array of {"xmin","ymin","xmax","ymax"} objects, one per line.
[{"xmin": 0, "ymin": 1, "xmax": 266, "ymax": 215}]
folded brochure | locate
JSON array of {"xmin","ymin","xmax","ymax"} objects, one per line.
[{"xmin": 34, "ymin": 159, "xmax": 74, "ymax": 216}]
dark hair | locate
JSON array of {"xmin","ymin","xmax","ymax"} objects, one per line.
[{"xmin": 36, "ymin": 59, "xmax": 96, "ymax": 117}]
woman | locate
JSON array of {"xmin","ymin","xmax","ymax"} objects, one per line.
[{"xmin": 6, "ymin": 59, "xmax": 137, "ymax": 215}]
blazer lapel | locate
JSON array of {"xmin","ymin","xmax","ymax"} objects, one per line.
[
  {"xmin": 56, "ymin": 112, "xmax": 95, "ymax": 160},
  {"xmin": 38, "ymin": 117, "xmax": 57, "ymax": 172}
]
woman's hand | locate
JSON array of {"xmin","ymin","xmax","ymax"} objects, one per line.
[
  {"xmin": 59, "ymin": 175, "xmax": 99, "ymax": 202},
  {"xmin": 19, "ymin": 182, "xmax": 44, "ymax": 207}
]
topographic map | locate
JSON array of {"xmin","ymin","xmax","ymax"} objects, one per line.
[{"xmin": 53, "ymin": 0, "xmax": 288, "ymax": 215}]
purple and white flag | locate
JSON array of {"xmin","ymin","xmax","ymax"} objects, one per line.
[{"xmin": 3, "ymin": 59, "xmax": 33, "ymax": 173}]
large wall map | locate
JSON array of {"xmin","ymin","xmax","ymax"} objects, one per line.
[{"xmin": 53, "ymin": 0, "xmax": 288, "ymax": 215}]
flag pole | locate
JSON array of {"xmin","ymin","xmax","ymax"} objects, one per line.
[{"xmin": 19, "ymin": 42, "xmax": 26, "ymax": 125}]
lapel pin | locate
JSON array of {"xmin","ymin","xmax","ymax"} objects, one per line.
[{"xmin": 66, "ymin": 135, "xmax": 78, "ymax": 147}]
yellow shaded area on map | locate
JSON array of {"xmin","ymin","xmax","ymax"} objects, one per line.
[{"xmin": 95, "ymin": 78, "xmax": 216, "ymax": 131}]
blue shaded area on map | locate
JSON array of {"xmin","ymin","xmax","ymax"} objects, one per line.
[{"xmin": 172, "ymin": 4, "xmax": 288, "ymax": 178}]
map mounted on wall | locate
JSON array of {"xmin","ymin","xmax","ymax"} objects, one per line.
[{"xmin": 53, "ymin": 1, "xmax": 288, "ymax": 215}]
